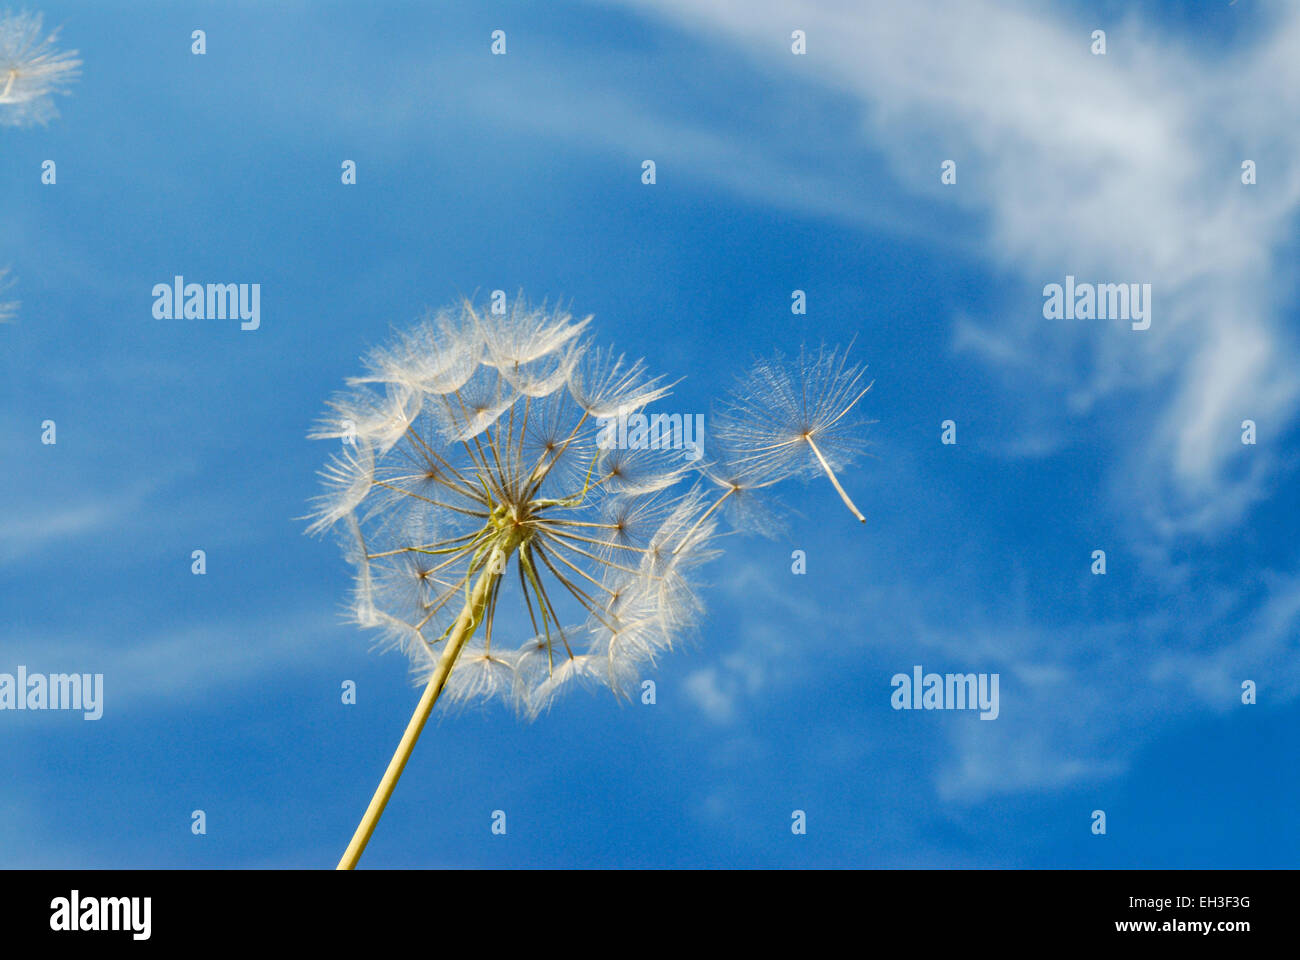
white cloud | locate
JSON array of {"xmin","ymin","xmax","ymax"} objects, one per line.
[
  {"xmin": 0, "ymin": 480, "xmax": 160, "ymax": 562},
  {"xmin": 683, "ymin": 667, "xmax": 737, "ymax": 723},
  {"xmin": 6, "ymin": 608, "xmax": 350, "ymax": 708},
  {"xmin": 535, "ymin": 2, "xmax": 1300, "ymax": 806},
  {"xmin": 603, "ymin": 0, "xmax": 1300, "ymax": 538}
]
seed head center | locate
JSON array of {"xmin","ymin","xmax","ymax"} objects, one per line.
[{"xmin": 490, "ymin": 501, "xmax": 536, "ymax": 552}]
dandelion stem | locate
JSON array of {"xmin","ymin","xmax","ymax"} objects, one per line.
[
  {"xmin": 805, "ymin": 435, "xmax": 866, "ymax": 523},
  {"xmin": 336, "ymin": 546, "xmax": 506, "ymax": 870}
]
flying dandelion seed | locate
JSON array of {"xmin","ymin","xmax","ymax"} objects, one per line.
[
  {"xmin": 310, "ymin": 296, "xmax": 872, "ymax": 868},
  {"xmin": 0, "ymin": 9, "xmax": 80, "ymax": 127},
  {"xmin": 712, "ymin": 342, "xmax": 874, "ymax": 523}
]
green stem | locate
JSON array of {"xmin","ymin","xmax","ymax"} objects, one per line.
[{"xmin": 336, "ymin": 545, "xmax": 508, "ymax": 870}]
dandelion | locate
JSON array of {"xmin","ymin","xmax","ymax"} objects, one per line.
[
  {"xmin": 0, "ymin": 10, "xmax": 80, "ymax": 127},
  {"xmin": 309, "ymin": 296, "xmax": 873, "ymax": 868},
  {"xmin": 712, "ymin": 342, "xmax": 874, "ymax": 523},
  {"xmin": 310, "ymin": 297, "xmax": 719, "ymax": 869}
]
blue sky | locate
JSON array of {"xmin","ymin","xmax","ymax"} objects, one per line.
[{"xmin": 2, "ymin": 0, "xmax": 1298, "ymax": 868}]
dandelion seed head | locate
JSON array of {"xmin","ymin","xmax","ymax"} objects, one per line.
[
  {"xmin": 567, "ymin": 343, "xmax": 674, "ymax": 419},
  {"xmin": 696, "ymin": 457, "xmax": 788, "ymax": 539},
  {"xmin": 349, "ymin": 307, "xmax": 481, "ymax": 396},
  {"xmin": 322, "ymin": 321, "xmax": 878, "ymax": 865},
  {"xmin": 305, "ymin": 441, "xmax": 375, "ymax": 536},
  {"xmin": 595, "ymin": 443, "xmax": 691, "ymax": 496},
  {"xmin": 524, "ymin": 653, "xmax": 609, "ymax": 720},
  {"xmin": 311, "ymin": 300, "xmax": 875, "ymax": 721},
  {"xmin": 310, "ymin": 296, "xmax": 719, "ymax": 718},
  {"xmin": 714, "ymin": 343, "xmax": 873, "ymax": 522},
  {"xmin": 715, "ymin": 344, "xmax": 872, "ymax": 477},
  {"xmin": 512, "ymin": 626, "xmax": 581, "ymax": 694},
  {"xmin": 0, "ymin": 10, "xmax": 80, "ymax": 127},
  {"xmin": 475, "ymin": 298, "xmax": 590, "ymax": 396},
  {"xmin": 431, "ymin": 638, "xmax": 523, "ymax": 713}
]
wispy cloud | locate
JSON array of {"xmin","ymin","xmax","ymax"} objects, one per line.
[
  {"xmin": 603, "ymin": 0, "xmax": 1300, "ymax": 539},
  {"xmin": 0, "ymin": 467, "xmax": 193, "ymax": 563},
  {"xmin": 9, "ymin": 607, "xmax": 350, "ymax": 708},
  {"xmin": 688, "ymin": 532, "xmax": 1300, "ymax": 803}
]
